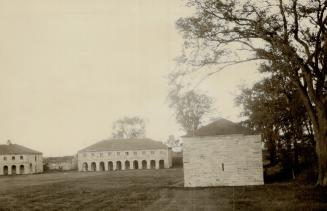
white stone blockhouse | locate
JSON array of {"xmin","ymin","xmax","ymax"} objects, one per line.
[
  {"xmin": 0, "ymin": 141, "xmax": 43, "ymax": 175},
  {"xmin": 77, "ymin": 138, "xmax": 172, "ymax": 172},
  {"xmin": 183, "ymin": 118, "xmax": 264, "ymax": 187}
]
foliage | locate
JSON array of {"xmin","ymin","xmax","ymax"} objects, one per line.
[
  {"xmin": 176, "ymin": 0, "xmax": 327, "ymax": 186},
  {"xmin": 236, "ymin": 74, "xmax": 315, "ymax": 176},
  {"xmin": 112, "ymin": 116, "xmax": 146, "ymax": 139},
  {"xmin": 165, "ymin": 135, "xmax": 182, "ymax": 149},
  {"xmin": 169, "ymin": 88, "xmax": 213, "ymax": 135}
]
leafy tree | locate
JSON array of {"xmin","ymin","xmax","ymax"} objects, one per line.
[
  {"xmin": 169, "ymin": 89, "xmax": 213, "ymax": 135},
  {"xmin": 236, "ymin": 74, "xmax": 314, "ymax": 176},
  {"xmin": 165, "ymin": 135, "xmax": 182, "ymax": 149},
  {"xmin": 112, "ymin": 116, "xmax": 146, "ymax": 139},
  {"xmin": 176, "ymin": 0, "xmax": 327, "ymax": 186}
]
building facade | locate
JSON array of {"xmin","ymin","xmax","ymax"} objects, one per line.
[
  {"xmin": 183, "ymin": 118, "xmax": 264, "ymax": 187},
  {"xmin": 0, "ymin": 141, "xmax": 43, "ymax": 175},
  {"xmin": 44, "ymin": 156, "xmax": 77, "ymax": 171},
  {"xmin": 77, "ymin": 138, "xmax": 172, "ymax": 172}
]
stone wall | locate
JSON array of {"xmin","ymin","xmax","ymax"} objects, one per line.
[{"xmin": 183, "ymin": 135, "xmax": 264, "ymax": 187}]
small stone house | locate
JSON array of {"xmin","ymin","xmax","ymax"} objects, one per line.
[
  {"xmin": 44, "ymin": 156, "xmax": 77, "ymax": 171},
  {"xmin": 183, "ymin": 118, "xmax": 264, "ymax": 187},
  {"xmin": 77, "ymin": 138, "xmax": 172, "ymax": 171},
  {"xmin": 0, "ymin": 141, "xmax": 43, "ymax": 175}
]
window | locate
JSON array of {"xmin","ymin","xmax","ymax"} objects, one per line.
[
  {"xmin": 142, "ymin": 151, "xmax": 146, "ymax": 155},
  {"xmin": 117, "ymin": 152, "xmax": 120, "ymax": 156},
  {"xmin": 151, "ymin": 151, "xmax": 155, "ymax": 155},
  {"xmin": 20, "ymin": 156, "xmax": 23, "ymax": 160},
  {"xmin": 3, "ymin": 156, "xmax": 7, "ymax": 161},
  {"xmin": 222, "ymin": 163, "xmax": 224, "ymax": 171},
  {"xmin": 108, "ymin": 152, "xmax": 111, "ymax": 156},
  {"xmin": 160, "ymin": 151, "xmax": 165, "ymax": 155},
  {"xmin": 12, "ymin": 156, "xmax": 15, "ymax": 160},
  {"xmin": 83, "ymin": 153, "xmax": 87, "ymax": 157},
  {"xmin": 125, "ymin": 152, "xmax": 129, "ymax": 155},
  {"xmin": 91, "ymin": 153, "xmax": 95, "ymax": 157},
  {"xmin": 100, "ymin": 153, "xmax": 103, "ymax": 157},
  {"xmin": 35, "ymin": 156, "xmax": 36, "ymax": 161},
  {"xmin": 133, "ymin": 151, "xmax": 137, "ymax": 156}
]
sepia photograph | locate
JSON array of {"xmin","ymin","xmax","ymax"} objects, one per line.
[{"xmin": 0, "ymin": 0, "xmax": 326, "ymax": 210}]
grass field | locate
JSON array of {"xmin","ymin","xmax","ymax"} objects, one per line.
[{"xmin": 0, "ymin": 168, "xmax": 326, "ymax": 211}]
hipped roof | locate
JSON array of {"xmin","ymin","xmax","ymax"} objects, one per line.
[
  {"xmin": 184, "ymin": 118, "xmax": 256, "ymax": 137},
  {"xmin": 0, "ymin": 144, "xmax": 42, "ymax": 155},
  {"xmin": 79, "ymin": 138, "xmax": 168, "ymax": 152}
]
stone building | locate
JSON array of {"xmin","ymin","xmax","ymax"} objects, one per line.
[
  {"xmin": 0, "ymin": 141, "xmax": 43, "ymax": 175},
  {"xmin": 44, "ymin": 156, "xmax": 77, "ymax": 171},
  {"xmin": 183, "ymin": 118, "xmax": 264, "ymax": 187},
  {"xmin": 77, "ymin": 138, "xmax": 172, "ymax": 171}
]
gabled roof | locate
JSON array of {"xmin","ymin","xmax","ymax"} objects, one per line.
[
  {"xmin": 185, "ymin": 118, "xmax": 256, "ymax": 137},
  {"xmin": 79, "ymin": 138, "xmax": 168, "ymax": 152},
  {"xmin": 0, "ymin": 144, "xmax": 42, "ymax": 155}
]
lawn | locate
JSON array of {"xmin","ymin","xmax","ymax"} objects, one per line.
[{"xmin": 0, "ymin": 168, "xmax": 326, "ymax": 211}]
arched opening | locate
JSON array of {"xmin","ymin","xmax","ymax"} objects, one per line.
[
  {"xmin": 125, "ymin": 161, "xmax": 130, "ymax": 170},
  {"xmin": 11, "ymin": 165, "xmax": 17, "ymax": 175},
  {"xmin": 3, "ymin": 166, "xmax": 8, "ymax": 175},
  {"xmin": 142, "ymin": 160, "xmax": 147, "ymax": 169},
  {"xmin": 150, "ymin": 160, "xmax": 156, "ymax": 169},
  {"xmin": 91, "ymin": 162, "xmax": 96, "ymax": 171},
  {"xmin": 116, "ymin": 161, "xmax": 122, "ymax": 170},
  {"xmin": 108, "ymin": 161, "xmax": 113, "ymax": 171},
  {"xmin": 133, "ymin": 160, "xmax": 139, "ymax": 169},
  {"xmin": 99, "ymin": 162, "xmax": 105, "ymax": 171},
  {"xmin": 159, "ymin": 160, "xmax": 165, "ymax": 169},
  {"xmin": 83, "ymin": 163, "xmax": 88, "ymax": 171},
  {"xmin": 20, "ymin": 165, "xmax": 25, "ymax": 174}
]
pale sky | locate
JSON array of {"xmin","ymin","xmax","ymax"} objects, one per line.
[{"xmin": 0, "ymin": 0, "xmax": 263, "ymax": 156}]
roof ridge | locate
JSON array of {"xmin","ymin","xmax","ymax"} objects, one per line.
[
  {"xmin": 0, "ymin": 143, "xmax": 42, "ymax": 155},
  {"xmin": 79, "ymin": 138, "xmax": 167, "ymax": 152},
  {"xmin": 185, "ymin": 118, "xmax": 256, "ymax": 137}
]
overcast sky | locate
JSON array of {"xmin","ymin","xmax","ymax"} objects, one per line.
[{"xmin": 0, "ymin": 0, "xmax": 263, "ymax": 156}]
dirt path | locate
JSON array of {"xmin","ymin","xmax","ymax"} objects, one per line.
[{"xmin": 144, "ymin": 186, "xmax": 237, "ymax": 211}]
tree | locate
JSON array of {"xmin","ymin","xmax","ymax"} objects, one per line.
[
  {"xmin": 236, "ymin": 74, "xmax": 315, "ymax": 176},
  {"xmin": 165, "ymin": 135, "xmax": 182, "ymax": 149},
  {"xmin": 176, "ymin": 0, "xmax": 327, "ymax": 186},
  {"xmin": 169, "ymin": 89, "xmax": 213, "ymax": 135},
  {"xmin": 112, "ymin": 116, "xmax": 146, "ymax": 139}
]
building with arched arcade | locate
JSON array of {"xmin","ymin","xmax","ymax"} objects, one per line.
[
  {"xmin": 77, "ymin": 138, "xmax": 172, "ymax": 172},
  {"xmin": 0, "ymin": 141, "xmax": 43, "ymax": 176}
]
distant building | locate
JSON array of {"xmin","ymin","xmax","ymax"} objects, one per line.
[
  {"xmin": 44, "ymin": 156, "xmax": 77, "ymax": 171},
  {"xmin": 183, "ymin": 118, "xmax": 264, "ymax": 187},
  {"xmin": 171, "ymin": 143, "xmax": 183, "ymax": 152},
  {"xmin": 77, "ymin": 138, "xmax": 172, "ymax": 172},
  {"xmin": 0, "ymin": 140, "xmax": 43, "ymax": 175}
]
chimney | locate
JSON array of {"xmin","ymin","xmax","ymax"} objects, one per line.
[{"xmin": 7, "ymin": 140, "xmax": 12, "ymax": 145}]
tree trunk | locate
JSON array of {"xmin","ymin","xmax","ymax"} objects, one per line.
[
  {"xmin": 267, "ymin": 138, "xmax": 277, "ymax": 165},
  {"xmin": 265, "ymin": 129, "xmax": 277, "ymax": 165},
  {"xmin": 316, "ymin": 133, "xmax": 327, "ymax": 186},
  {"xmin": 315, "ymin": 107, "xmax": 327, "ymax": 186},
  {"xmin": 293, "ymin": 80, "xmax": 326, "ymax": 186},
  {"xmin": 293, "ymin": 139, "xmax": 299, "ymax": 172}
]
